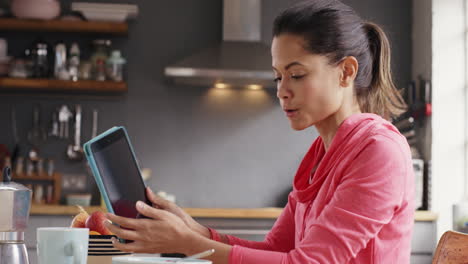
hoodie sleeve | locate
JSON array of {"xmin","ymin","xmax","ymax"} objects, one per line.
[
  {"xmin": 225, "ymin": 192, "xmax": 297, "ymax": 252},
  {"xmin": 229, "ymin": 135, "xmax": 411, "ymax": 264}
]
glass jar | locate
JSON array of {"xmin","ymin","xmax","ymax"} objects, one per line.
[
  {"xmin": 106, "ymin": 50, "xmax": 126, "ymax": 81},
  {"xmin": 90, "ymin": 39, "xmax": 111, "ymax": 81}
]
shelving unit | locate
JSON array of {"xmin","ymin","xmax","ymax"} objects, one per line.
[
  {"xmin": 0, "ymin": 77, "xmax": 127, "ymax": 93},
  {"xmin": 12, "ymin": 172, "xmax": 62, "ymax": 204},
  {"xmin": 0, "ymin": 18, "xmax": 128, "ymax": 35}
]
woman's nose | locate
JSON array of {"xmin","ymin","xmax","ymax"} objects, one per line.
[{"xmin": 276, "ymin": 81, "xmax": 291, "ymax": 99}]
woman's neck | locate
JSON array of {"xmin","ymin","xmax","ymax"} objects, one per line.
[{"xmin": 316, "ymin": 101, "xmax": 361, "ymax": 151}]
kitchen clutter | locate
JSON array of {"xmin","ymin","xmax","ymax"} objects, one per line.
[
  {"xmin": 393, "ymin": 76, "xmax": 432, "ymax": 211},
  {"xmin": 71, "ymin": 2, "xmax": 139, "ymax": 22},
  {"xmin": 1, "ymin": 104, "xmax": 102, "ymax": 206},
  {"xmin": 4, "ymin": 37, "xmax": 127, "ymax": 82},
  {"xmin": 8, "ymin": 0, "xmax": 138, "ymax": 22}
]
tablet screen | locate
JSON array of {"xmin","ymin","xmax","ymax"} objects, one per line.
[{"xmin": 90, "ymin": 128, "xmax": 148, "ymax": 218}]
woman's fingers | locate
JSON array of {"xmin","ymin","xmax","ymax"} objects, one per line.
[
  {"xmin": 146, "ymin": 187, "xmax": 170, "ymax": 208},
  {"xmin": 111, "ymin": 238, "xmax": 145, "ymax": 253},
  {"xmin": 106, "ymin": 213, "xmax": 140, "ymax": 230},
  {"xmin": 136, "ymin": 200, "xmax": 170, "ymax": 220},
  {"xmin": 104, "ymin": 221, "xmax": 139, "ymax": 241}
]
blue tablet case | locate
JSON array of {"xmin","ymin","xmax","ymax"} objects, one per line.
[{"xmin": 83, "ymin": 126, "xmax": 145, "ymax": 215}]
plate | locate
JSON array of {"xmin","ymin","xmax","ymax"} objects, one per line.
[{"xmin": 112, "ymin": 256, "xmax": 212, "ymax": 264}]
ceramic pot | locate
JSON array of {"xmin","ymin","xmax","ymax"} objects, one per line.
[{"xmin": 11, "ymin": 0, "xmax": 61, "ymax": 20}]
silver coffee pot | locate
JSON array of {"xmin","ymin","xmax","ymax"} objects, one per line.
[{"xmin": 0, "ymin": 167, "xmax": 32, "ymax": 264}]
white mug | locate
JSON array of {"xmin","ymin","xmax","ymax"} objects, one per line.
[{"xmin": 37, "ymin": 227, "xmax": 89, "ymax": 264}]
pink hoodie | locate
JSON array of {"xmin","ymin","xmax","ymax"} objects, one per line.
[{"xmin": 226, "ymin": 113, "xmax": 415, "ymax": 264}]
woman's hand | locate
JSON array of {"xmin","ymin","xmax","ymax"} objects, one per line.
[
  {"xmin": 105, "ymin": 201, "xmax": 197, "ymax": 254},
  {"xmin": 145, "ymin": 187, "xmax": 210, "ymax": 238}
]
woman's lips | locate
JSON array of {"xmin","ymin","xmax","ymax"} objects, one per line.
[{"xmin": 285, "ymin": 109, "xmax": 298, "ymax": 117}]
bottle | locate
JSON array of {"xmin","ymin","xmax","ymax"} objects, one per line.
[
  {"xmin": 54, "ymin": 42, "xmax": 68, "ymax": 80},
  {"xmin": 106, "ymin": 50, "xmax": 126, "ymax": 81},
  {"xmin": 68, "ymin": 42, "xmax": 80, "ymax": 81}
]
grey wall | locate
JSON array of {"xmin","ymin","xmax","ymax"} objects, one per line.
[{"xmin": 0, "ymin": 0, "xmax": 411, "ymax": 208}]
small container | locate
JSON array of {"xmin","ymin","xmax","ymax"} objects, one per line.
[
  {"xmin": 90, "ymin": 39, "xmax": 111, "ymax": 80},
  {"xmin": 106, "ymin": 50, "xmax": 126, "ymax": 81},
  {"xmin": 66, "ymin": 193, "xmax": 91, "ymax": 206},
  {"xmin": 68, "ymin": 42, "xmax": 80, "ymax": 81},
  {"xmin": 34, "ymin": 184, "xmax": 44, "ymax": 204}
]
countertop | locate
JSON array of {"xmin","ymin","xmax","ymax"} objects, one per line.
[{"xmin": 30, "ymin": 204, "xmax": 438, "ymax": 221}]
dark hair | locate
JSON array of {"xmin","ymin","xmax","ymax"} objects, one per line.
[{"xmin": 273, "ymin": 0, "xmax": 406, "ymax": 120}]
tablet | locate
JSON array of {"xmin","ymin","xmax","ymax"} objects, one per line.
[{"xmin": 84, "ymin": 126, "xmax": 151, "ymax": 219}]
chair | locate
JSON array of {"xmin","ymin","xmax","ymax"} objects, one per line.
[{"xmin": 432, "ymin": 230, "xmax": 468, "ymax": 264}]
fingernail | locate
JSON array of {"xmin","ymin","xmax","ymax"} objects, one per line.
[
  {"xmin": 111, "ymin": 237, "xmax": 117, "ymax": 243},
  {"xmin": 104, "ymin": 219, "xmax": 112, "ymax": 225},
  {"xmin": 136, "ymin": 201, "xmax": 145, "ymax": 209}
]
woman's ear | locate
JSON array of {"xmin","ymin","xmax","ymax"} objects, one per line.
[{"xmin": 339, "ymin": 56, "xmax": 358, "ymax": 87}]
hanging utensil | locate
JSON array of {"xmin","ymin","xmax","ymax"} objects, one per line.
[
  {"xmin": 91, "ymin": 109, "xmax": 98, "ymax": 139},
  {"xmin": 66, "ymin": 105, "xmax": 84, "ymax": 161}
]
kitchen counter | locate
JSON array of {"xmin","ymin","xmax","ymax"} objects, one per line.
[{"xmin": 30, "ymin": 205, "xmax": 437, "ymax": 221}]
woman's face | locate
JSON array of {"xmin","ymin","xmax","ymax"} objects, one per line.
[{"xmin": 271, "ymin": 34, "xmax": 345, "ymax": 131}]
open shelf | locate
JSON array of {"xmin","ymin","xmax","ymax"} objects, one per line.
[
  {"xmin": 0, "ymin": 18, "xmax": 128, "ymax": 35},
  {"xmin": 0, "ymin": 77, "xmax": 127, "ymax": 93}
]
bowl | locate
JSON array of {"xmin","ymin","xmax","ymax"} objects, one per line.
[
  {"xmin": 67, "ymin": 193, "xmax": 91, "ymax": 206},
  {"xmin": 11, "ymin": 0, "xmax": 61, "ymax": 20}
]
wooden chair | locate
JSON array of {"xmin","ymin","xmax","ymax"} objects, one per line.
[{"xmin": 432, "ymin": 230, "xmax": 468, "ymax": 264}]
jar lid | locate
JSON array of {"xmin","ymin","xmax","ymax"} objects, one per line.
[
  {"xmin": 0, "ymin": 167, "xmax": 29, "ymax": 192},
  {"xmin": 107, "ymin": 50, "xmax": 126, "ymax": 64}
]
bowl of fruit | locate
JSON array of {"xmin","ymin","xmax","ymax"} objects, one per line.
[{"xmin": 71, "ymin": 206, "xmax": 132, "ymax": 264}]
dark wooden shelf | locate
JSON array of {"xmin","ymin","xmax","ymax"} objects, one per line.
[
  {"xmin": 0, "ymin": 77, "xmax": 127, "ymax": 93},
  {"xmin": 0, "ymin": 18, "xmax": 128, "ymax": 35}
]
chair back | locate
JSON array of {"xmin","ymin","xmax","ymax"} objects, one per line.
[{"xmin": 432, "ymin": 230, "xmax": 468, "ymax": 264}]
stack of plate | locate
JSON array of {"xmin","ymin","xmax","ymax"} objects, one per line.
[
  {"xmin": 71, "ymin": 2, "xmax": 138, "ymax": 22},
  {"xmin": 88, "ymin": 235, "xmax": 132, "ymax": 264}
]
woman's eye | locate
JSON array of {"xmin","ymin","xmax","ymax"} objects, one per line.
[
  {"xmin": 291, "ymin": 74, "xmax": 305, "ymax": 80},
  {"xmin": 274, "ymin": 77, "xmax": 282, "ymax": 83}
]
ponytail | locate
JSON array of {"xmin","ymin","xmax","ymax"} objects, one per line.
[
  {"xmin": 361, "ymin": 22, "xmax": 407, "ymax": 120},
  {"xmin": 273, "ymin": 0, "xmax": 407, "ymax": 121}
]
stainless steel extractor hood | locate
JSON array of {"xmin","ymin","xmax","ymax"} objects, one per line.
[{"xmin": 164, "ymin": 0, "xmax": 274, "ymax": 88}]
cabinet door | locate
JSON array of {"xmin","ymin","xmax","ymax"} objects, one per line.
[{"xmin": 411, "ymin": 221, "xmax": 437, "ymax": 254}]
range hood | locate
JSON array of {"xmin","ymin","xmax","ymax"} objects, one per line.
[{"xmin": 164, "ymin": 0, "xmax": 274, "ymax": 89}]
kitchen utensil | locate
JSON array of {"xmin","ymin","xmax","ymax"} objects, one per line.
[
  {"xmin": 67, "ymin": 105, "xmax": 84, "ymax": 161},
  {"xmin": 11, "ymin": 0, "xmax": 61, "ymax": 20},
  {"xmin": 58, "ymin": 105, "xmax": 72, "ymax": 139},
  {"xmin": 393, "ymin": 116, "xmax": 414, "ymax": 132},
  {"xmin": 49, "ymin": 109, "xmax": 59, "ymax": 137},
  {"xmin": 91, "ymin": 109, "xmax": 98, "ymax": 138},
  {"xmin": 402, "ymin": 129, "xmax": 416, "ymax": 139},
  {"xmin": 0, "ymin": 166, "xmax": 32, "ymax": 264},
  {"xmin": 27, "ymin": 106, "xmax": 46, "ymax": 145}
]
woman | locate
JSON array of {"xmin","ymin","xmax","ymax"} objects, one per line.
[{"xmin": 104, "ymin": 0, "xmax": 415, "ymax": 263}]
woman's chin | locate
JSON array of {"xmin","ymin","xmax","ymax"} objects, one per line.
[{"xmin": 290, "ymin": 122, "xmax": 308, "ymax": 131}]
